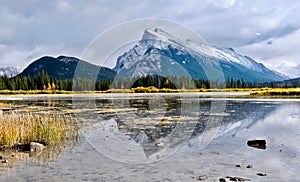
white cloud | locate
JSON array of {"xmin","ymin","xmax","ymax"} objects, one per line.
[
  {"xmin": 211, "ymin": 0, "xmax": 236, "ymax": 9},
  {"xmin": 0, "ymin": 44, "xmax": 78, "ymax": 70},
  {"xmin": 237, "ymin": 29, "xmax": 300, "ymax": 78}
]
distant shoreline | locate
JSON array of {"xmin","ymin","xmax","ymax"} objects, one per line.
[{"xmin": 0, "ymin": 87, "xmax": 300, "ymax": 98}]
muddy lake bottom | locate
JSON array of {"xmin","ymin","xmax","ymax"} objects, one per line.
[{"xmin": 0, "ymin": 93, "xmax": 300, "ymax": 181}]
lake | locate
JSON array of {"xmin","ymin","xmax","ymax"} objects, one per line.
[{"xmin": 0, "ymin": 93, "xmax": 300, "ymax": 181}]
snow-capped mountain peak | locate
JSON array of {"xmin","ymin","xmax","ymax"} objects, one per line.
[
  {"xmin": 142, "ymin": 28, "xmax": 182, "ymax": 43},
  {"xmin": 114, "ymin": 28, "xmax": 288, "ymax": 82}
]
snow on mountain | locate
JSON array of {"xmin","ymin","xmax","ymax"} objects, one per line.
[
  {"xmin": 114, "ymin": 28, "xmax": 288, "ymax": 82},
  {"xmin": 0, "ymin": 67, "xmax": 20, "ymax": 77}
]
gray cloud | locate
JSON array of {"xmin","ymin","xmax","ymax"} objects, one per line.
[{"xmin": 0, "ymin": 0, "xmax": 300, "ymax": 77}]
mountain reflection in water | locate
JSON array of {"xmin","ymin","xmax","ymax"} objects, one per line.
[{"xmin": 81, "ymin": 97, "xmax": 278, "ymax": 162}]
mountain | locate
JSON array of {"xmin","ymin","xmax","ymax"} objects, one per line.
[
  {"xmin": 114, "ymin": 28, "xmax": 288, "ymax": 82},
  {"xmin": 0, "ymin": 67, "xmax": 20, "ymax": 77},
  {"xmin": 17, "ymin": 56, "xmax": 116, "ymax": 80}
]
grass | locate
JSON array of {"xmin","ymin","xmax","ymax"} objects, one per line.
[
  {"xmin": 2, "ymin": 87, "xmax": 300, "ymax": 96},
  {"xmin": 0, "ymin": 89, "xmax": 115, "ymax": 95},
  {"xmin": 250, "ymin": 88, "xmax": 300, "ymax": 96},
  {"xmin": 129, "ymin": 86, "xmax": 179, "ymax": 93},
  {"xmin": 128, "ymin": 87, "xmax": 281, "ymax": 93},
  {"xmin": 0, "ymin": 112, "xmax": 78, "ymax": 149},
  {"xmin": 0, "ymin": 90, "xmax": 73, "ymax": 95}
]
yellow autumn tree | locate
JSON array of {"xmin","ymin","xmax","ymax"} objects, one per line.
[
  {"xmin": 51, "ymin": 82, "xmax": 56, "ymax": 90},
  {"xmin": 47, "ymin": 83, "xmax": 52, "ymax": 90}
]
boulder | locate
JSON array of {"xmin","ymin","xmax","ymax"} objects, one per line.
[
  {"xmin": 247, "ymin": 140, "xmax": 266, "ymax": 150},
  {"xmin": 30, "ymin": 142, "xmax": 45, "ymax": 152},
  {"xmin": 219, "ymin": 178, "xmax": 226, "ymax": 182}
]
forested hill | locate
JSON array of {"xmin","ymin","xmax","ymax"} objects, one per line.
[{"xmin": 18, "ymin": 55, "xmax": 116, "ymax": 81}]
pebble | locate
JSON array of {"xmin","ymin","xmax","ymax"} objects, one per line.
[
  {"xmin": 246, "ymin": 164, "xmax": 253, "ymax": 168},
  {"xmin": 155, "ymin": 141, "xmax": 164, "ymax": 147},
  {"xmin": 197, "ymin": 175, "xmax": 208, "ymax": 181}
]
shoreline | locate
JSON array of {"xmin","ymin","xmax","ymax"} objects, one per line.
[
  {"xmin": 1, "ymin": 87, "xmax": 300, "ymax": 100},
  {"xmin": 2, "ymin": 93, "xmax": 300, "ymax": 102}
]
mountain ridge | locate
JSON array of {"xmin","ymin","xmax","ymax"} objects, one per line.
[
  {"xmin": 12, "ymin": 28, "xmax": 289, "ymax": 83},
  {"xmin": 114, "ymin": 28, "xmax": 288, "ymax": 82},
  {"xmin": 17, "ymin": 55, "xmax": 116, "ymax": 81}
]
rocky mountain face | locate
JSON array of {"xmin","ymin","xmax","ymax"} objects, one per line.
[{"xmin": 114, "ymin": 28, "xmax": 288, "ymax": 82}]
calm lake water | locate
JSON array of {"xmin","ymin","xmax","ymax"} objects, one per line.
[{"xmin": 1, "ymin": 94, "xmax": 300, "ymax": 181}]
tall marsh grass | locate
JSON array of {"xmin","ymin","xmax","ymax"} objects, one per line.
[
  {"xmin": 0, "ymin": 112, "xmax": 78, "ymax": 149},
  {"xmin": 250, "ymin": 88, "xmax": 300, "ymax": 96}
]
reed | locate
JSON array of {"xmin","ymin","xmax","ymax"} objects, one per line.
[{"xmin": 0, "ymin": 112, "xmax": 78, "ymax": 149}]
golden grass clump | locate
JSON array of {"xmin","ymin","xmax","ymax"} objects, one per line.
[
  {"xmin": 129, "ymin": 86, "xmax": 180, "ymax": 93},
  {"xmin": 250, "ymin": 88, "xmax": 300, "ymax": 96},
  {"xmin": 0, "ymin": 90, "xmax": 74, "ymax": 95},
  {"xmin": 0, "ymin": 112, "xmax": 78, "ymax": 149}
]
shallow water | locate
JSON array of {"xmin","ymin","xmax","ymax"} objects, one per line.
[{"xmin": 1, "ymin": 94, "xmax": 300, "ymax": 181}]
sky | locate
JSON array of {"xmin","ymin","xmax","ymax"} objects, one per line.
[{"xmin": 1, "ymin": 0, "xmax": 300, "ymax": 77}]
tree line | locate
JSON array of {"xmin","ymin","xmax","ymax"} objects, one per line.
[
  {"xmin": 0, "ymin": 71, "xmax": 298, "ymax": 91},
  {"xmin": 0, "ymin": 70, "xmax": 111, "ymax": 91}
]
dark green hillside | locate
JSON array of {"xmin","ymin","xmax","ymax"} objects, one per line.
[{"xmin": 18, "ymin": 56, "xmax": 116, "ymax": 81}]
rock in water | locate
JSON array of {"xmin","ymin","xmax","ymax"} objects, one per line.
[
  {"xmin": 257, "ymin": 172, "xmax": 267, "ymax": 176},
  {"xmin": 197, "ymin": 175, "xmax": 208, "ymax": 181},
  {"xmin": 219, "ymin": 178, "xmax": 226, "ymax": 182},
  {"xmin": 224, "ymin": 176, "xmax": 251, "ymax": 181},
  {"xmin": 246, "ymin": 164, "xmax": 253, "ymax": 168},
  {"xmin": 30, "ymin": 142, "xmax": 45, "ymax": 152},
  {"xmin": 155, "ymin": 141, "xmax": 164, "ymax": 147},
  {"xmin": 247, "ymin": 140, "xmax": 266, "ymax": 150}
]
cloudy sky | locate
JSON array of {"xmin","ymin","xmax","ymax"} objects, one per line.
[{"xmin": 1, "ymin": 0, "xmax": 300, "ymax": 77}]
